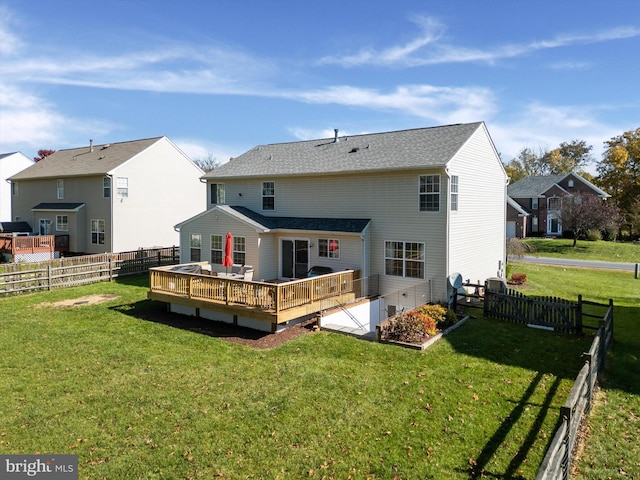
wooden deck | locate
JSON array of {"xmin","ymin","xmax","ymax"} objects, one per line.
[
  {"xmin": 0, "ymin": 234, "xmax": 59, "ymax": 257},
  {"xmin": 148, "ymin": 265, "xmax": 362, "ymax": 328}
]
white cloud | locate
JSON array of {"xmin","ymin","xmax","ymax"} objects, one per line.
[
  {"xmin": 0, "ymin": 82, "xmax": 113, "ymax": 153},
  {"xmin": 0, "ymin": 6, "xmax": 23, "ymax": 55},
  {"xmin": 173, "ymin": 138, "xmax": 241, "ymax": 166},
  {"xmin": 319, "ymin": 19, "xmax": 640, "ymax": 68},
  {"xmin": 489, "ymin": 102, "xmax": 622, "ymax": 170},
  {"xmin": 286, "ymin": 84, "xmax": 496, "ymax": 124}
]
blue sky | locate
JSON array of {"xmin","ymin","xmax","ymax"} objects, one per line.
[{"xmin": 1, "ymin": 0, "xmax": 638, "ymax": 169}]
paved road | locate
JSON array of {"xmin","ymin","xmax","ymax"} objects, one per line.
[{"xmin": 509, "ymin": 255, "xmax": 638, "ymax": 272}]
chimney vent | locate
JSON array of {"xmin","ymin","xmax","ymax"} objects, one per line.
[
  {"xmin": 334, "ymin": 129, "xmax": 339, "ymax": 143},
  {"xmin": 89, "ymin": 139, "xmax": 93, "ymax": 152}
]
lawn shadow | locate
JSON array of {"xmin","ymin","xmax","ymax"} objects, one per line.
[
  {"xmin": 597, "ymin": 304, "xmax": 640, "ymax": 396},
  {"xmin": 109, "ymin": 298, "xmax": 316, "ymax": 349},
  {"xmin": 110, "ymin": 299, "xmax": 271, "ymax": 341},
  {"xmin": 446, "ymin": 317, "xmax": 590, "ymax": 479}
]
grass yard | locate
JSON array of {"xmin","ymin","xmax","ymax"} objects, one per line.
[
  {"xmin": 522, "ymin": 238, "xmax": 640, "ymax": 263},
  {"xmin": 506, "ymin": 262, "xmax": 640, "ymax": 479},
  {"xmin": 0, "ymin": 276, "xmax": 595, "ymax": 479}
]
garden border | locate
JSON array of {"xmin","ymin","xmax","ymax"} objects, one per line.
[{"xmin": 376, "ymin": 315, "xmax": 470, "ymax": 350}]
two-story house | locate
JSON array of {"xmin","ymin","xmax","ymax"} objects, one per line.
[
  {"xmin": 507, "ymin": 172, "xmax": 609, "ymax": 238},
  {"xmin": 9, "ymin": 137, "xmax": 205, "ymax": 254},
  {"xmin": 150, "ymin": 122, "xmax": 508, "ymax": 333},
  {"xmin": 0, "ymin": 152, "xmax": 34, "ymax": 222}
]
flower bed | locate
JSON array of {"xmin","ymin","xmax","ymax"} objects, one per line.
[{"xmin": 378, "ymin": 304, "xmax": 461, "ymax": 349}]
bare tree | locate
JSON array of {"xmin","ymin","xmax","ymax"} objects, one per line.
[{"xmin": 193, "ymin": 153, "xmax": 219, "ymax": 173}]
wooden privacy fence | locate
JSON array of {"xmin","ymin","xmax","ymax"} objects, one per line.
[
  {"xmin": 483, "ymin": 286, "xmax": 584, "ymax": 333},
  {"xmin": 535, "ymin": 299, "xmax": 614, "ymax": 480},
  {"xmin": 0, "ymin": 246, "xmax": 179, "ymax": 295}
]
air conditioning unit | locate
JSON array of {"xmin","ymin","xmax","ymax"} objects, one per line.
[{"xmin": 486, "ymin": 277, "xmax": 507, "ymax": 293}]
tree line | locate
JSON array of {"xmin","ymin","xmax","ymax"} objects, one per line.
[{"xmin": 504, "ymin": 128, "xmax": 640, "ymax": 240}]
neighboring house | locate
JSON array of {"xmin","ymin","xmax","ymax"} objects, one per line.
[
  {"xmin": 0, "ymin": 152, "xmax": 34, "ymax": 222},
  {"xmin": 162, "ymin": 122, "xmax": 507, "ymax": 332},
  {"xmin": 506, "ymin": 196, "xmax": 530, "ymax": 239},
  {"xmin": 507, "ymin": 172, "xmax": 609, "ymax": 238},
  {"xmin": 9, "ymin": 137, "xmax": 205, "ymax": 254}
]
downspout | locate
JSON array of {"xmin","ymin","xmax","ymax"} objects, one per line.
[
  {"xmin": 107, "ymin": 174, "xmax": 114, "ymax": 253},
  {"xmin": 443, "ymin": 167, "xmax": 451, "ymax": 281},
  {"xmin": 502, "ymin": 176, "xmax": 510, "ymax": 277}
]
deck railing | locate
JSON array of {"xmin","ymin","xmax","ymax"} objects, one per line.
[
  {"xmin": 149, "ymin": 267, "xmax": 362, "ymax": 314},
  {"xmin": 0, "ymin": 234, "xmax": 57, "ymax": 256}
]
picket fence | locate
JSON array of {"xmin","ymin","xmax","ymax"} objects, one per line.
[
  {"xmin": 0, "ymin": 246, "xmax": 179, "ymax": 295},
  {"xmin": 535, "ymin": 299, "xmax": 614, "ymax": 480}
]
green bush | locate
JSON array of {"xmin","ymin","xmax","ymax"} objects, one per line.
[{"xmin": 586, "ymin": 229, "xmax": 603, "ymax": 241}]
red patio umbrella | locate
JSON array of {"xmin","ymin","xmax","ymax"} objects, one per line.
[{"xmin": 223, "ymin": 232, "xmax": 234, "ymax": 273}]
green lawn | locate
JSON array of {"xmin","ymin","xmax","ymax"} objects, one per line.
[
  {"xmin": 507, "ymin": 261, "xmax": 640, "ymax": 479},
  {"xmin": 1, "ymin": 241, "xmax": 637, "ymax": 479},
  {"xmin": 522, "ymin": 238, "xmax": 640, "ymax": 263},
  {"xmin": 1, "ymin": 276, "xmax": 595, "ymax": 479}
]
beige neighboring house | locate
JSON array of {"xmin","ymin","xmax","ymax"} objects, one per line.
[
  {"xmin": 153, "ymin": 122, "xmax": 508, "ymax": 332},
  {"xmin": 0, "ymin": 152, "xmax": 34, "ymax": 222},
  {"xmin": 9, "ymin": 137, "xmax": 205, "ymax": 254}
]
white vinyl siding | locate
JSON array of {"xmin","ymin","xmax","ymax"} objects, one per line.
[{"xmin": 447, "ymin": 124, "xmax": 507, "ymax": 284}]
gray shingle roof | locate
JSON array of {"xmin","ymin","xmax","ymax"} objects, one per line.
[
  {"xmin": 507, "ymin": 175, "xmax": 565, "ymax": 197},
  {"xmin": 32, "ymin": 203, "xmax": 85, "ymax": 211},
  {"xmin": 0, "ymin": 221, "xmax": 32, "ymax": 233},
  {"xmin": 204, "ymin": 122, "xmax": 483, "ymax": 179},
  {"xmin": 230, "ymin": 206, "xmax": 370, "ymax": 233},
  {"xmin": 9, "ymin": 137, "xmax": 163, "ymax": 180}
]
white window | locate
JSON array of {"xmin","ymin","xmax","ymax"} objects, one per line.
[
  {"xmin": 103, "ymin": 177, "xmax": 111, "ymax": 198},
  {"xmin": 116, "ymin": 177, "xmax": 128, "ymax": 198},
  {"xmin": 57, "ymin": 179, "xmax": 64, "ymax": 199},
  {"xmin": 233, "ymin": 236, "xmax": 246, "ymax": 265},
  {"xmin": 532, "ymin": 198, "xmax": 539, "ymax": 210},
  {"xmin": 262, "ymin": 182, "xmax": 275, "ymax": 210},
  {"xmin": 532, "ymin": 216, "xmax": 539, "ymax": 232},
  {"xmin": 548, "ymin": 197, "xmax": 561, "ymax": 210},
  {"xmin": 190, "ymin": 234, "xmax": 201, "ymax": 262},
  {"xmin": 385, "ymin": 241, "xmax": 425, "ymax": 278},
  {"xmin": 210, "ymin": 234, "xmax": 223, "ymax": 264},
  {"xmin": 318, "ymin": 239, "xmax": 340, "ymax": 259},
  {"xmin": 56, "ymin": 215, "xmax": 68, "ymax": 231},
  {"xmin": 450, "ymin": 175, "xmax": 459, "ymax": 211},
  {"xmin": 210, "ymin": 183, "xmax": 225, "ymax": 205},
  {"xmin": 91, "ymin": 219, "xmax": 105, "ymax": 245},
  {"xmin": 419, "ymin": 175, "xmax": 440, "ymax": 212}
]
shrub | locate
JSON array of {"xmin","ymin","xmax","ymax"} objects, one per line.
[
  {"xmin": 381, "ymin": 305, "xmax": 458, "ymax": 343},
  {"xmin": 510, "ymin": 273, "xmax": 527, "ymax": 284},
  {"xmin": 586, "ymin": 229, "xmax": 603, "ymax": 241},
  {"xmin": 382, "ymin": 312, "xmax": 424, "ymax": 343}
]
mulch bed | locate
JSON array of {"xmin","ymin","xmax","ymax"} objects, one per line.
[{"xmin": 136, "ymin": 302, "xmax": 318, "ymax": 349}]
